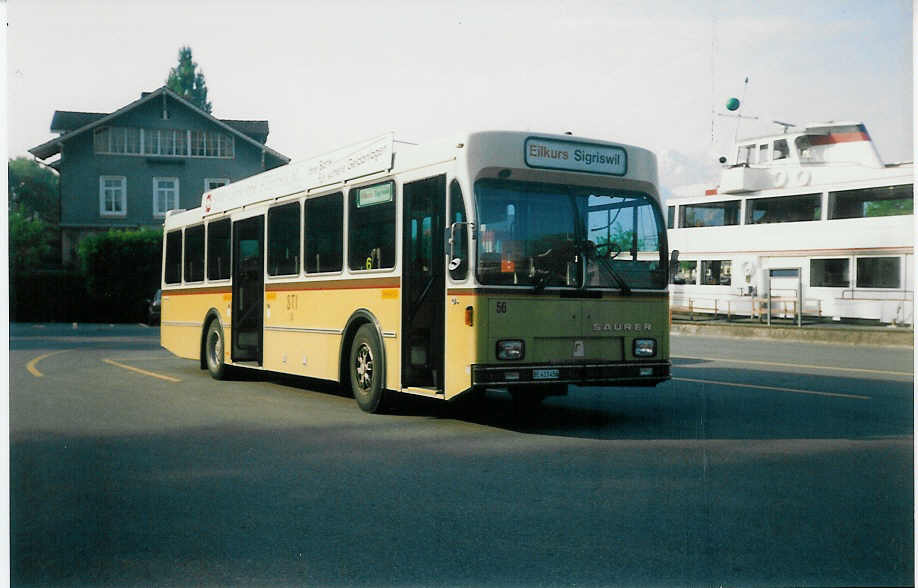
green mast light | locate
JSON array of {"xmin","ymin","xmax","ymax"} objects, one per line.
[{"xmin": 726, "ymin": 97, "xmax": 740, "ymax": 111}]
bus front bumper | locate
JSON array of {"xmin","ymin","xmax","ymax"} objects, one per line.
[{"xmin": 471, "ymin": 361, "xmax": 671, "ymax": 388}]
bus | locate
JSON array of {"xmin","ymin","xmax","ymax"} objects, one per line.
[{"xmin": 160, "ymin": 130, "xmax": 672, "ymax": 413}]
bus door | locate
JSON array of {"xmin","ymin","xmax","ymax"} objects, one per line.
[
  {"xmin": 402, "ymin": 175, "xmax": 446, "ymax": 389},
  {"xmin": 232, "ymin": 215, "xmax": 264, "ymax": 364}
]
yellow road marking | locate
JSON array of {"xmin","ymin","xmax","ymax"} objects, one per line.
[
  {"xmin": 102, "ymin": 358, "xmax": 182, "ymax": 383},
  {"xmin": 26, "ymin": 350, "xmax": 69, "ymax": 377},
  {"xmin": 673, "ymin": 354, "xmax": 913, "ymax": 378},
  {"xmin": 673, "ymin": 376, "xmax": 871, "ymax": 400}
]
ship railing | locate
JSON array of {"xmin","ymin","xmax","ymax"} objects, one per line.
[
  {"xmin": 840, "ymin": 289, "xmax": 913, "ymax": 301},
  {"xmin": 671, "ymin": 293, "xmax": 823, "ymax": 324}
]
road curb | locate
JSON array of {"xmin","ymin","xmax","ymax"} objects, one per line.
[{"xmin": 671, "ymin": 321, "xmax": 914, "ymax": 348}]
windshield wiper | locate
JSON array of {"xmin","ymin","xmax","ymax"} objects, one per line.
[{"xmin": 580, "ymin": 241, "xmax": 631, "ymax": 295}]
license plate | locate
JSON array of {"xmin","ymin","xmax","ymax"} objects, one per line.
[{"xmin": 533, "ymin": 368, "xmax": 560, "ymax": 380}]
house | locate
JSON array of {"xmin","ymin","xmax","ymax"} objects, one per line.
[{"xmin": 29, "ymin": 86, "xmax": 290, "ymax": 263}]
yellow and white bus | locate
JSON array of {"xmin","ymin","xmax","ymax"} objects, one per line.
[{"xmin": 160, "ymin": 130, "xmax": 672, "ymax": 412}]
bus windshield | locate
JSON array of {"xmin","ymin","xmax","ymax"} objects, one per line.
[{"xmin": 474, "ymin": 179, "xmax": 667, "ymax": 290}]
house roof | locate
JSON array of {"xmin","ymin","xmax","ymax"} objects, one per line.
[
  {"xmin": 30, "ymin": 86, "xmax": 289, "ymax": 163},
  {"xmin": 50, "ymin": 111, "xmax": 107, "ymax": 133}
]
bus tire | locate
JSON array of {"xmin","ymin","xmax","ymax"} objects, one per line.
[
  {"xmin": 350, "ymin": 324, "xmax": 388, "ymax": 413},
  {"xmin": 204, "ymin": 319, "xmax": 228, "ymax": 380}
]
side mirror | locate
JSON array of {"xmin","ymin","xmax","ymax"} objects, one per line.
[
  {"xmin": 448, "ymin": 221, "xmax": 474, "ymax": 266},
  {"xmin": 669, "ymin": 249, "xmax": 680, "ymax": 281}
]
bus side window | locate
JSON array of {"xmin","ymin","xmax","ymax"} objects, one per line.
[
  {"xmin": 206, "ymin": 218, "xmax": 231, "ymax": 280},
  {"xmin": 449, "ymin": 180, "xmax": 468, "ymax": 280},
  {"xmin": 349, "ymin": 181, "xmax": 396, "ymax": 271},
  {"xmin": 304, "ymin": 192, "xmax": 343, "ymax": 274},
  {"xmin": 164, "ymin": 229, "xmax": 182, "ymax": 284},
  {"xmin": 184, "ymin": 225, "xmax": 205, "ymax": 282},
  {"xmin": 268, "ymin": 201, "xmax": 301, "ymax": 276}
]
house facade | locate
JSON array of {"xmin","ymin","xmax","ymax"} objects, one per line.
[{"xmin": 29, "ymin": 86, "xmax": 290, "ymax": 263}]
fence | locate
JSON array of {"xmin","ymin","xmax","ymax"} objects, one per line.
[{"xmin": 670, "ymin": 294, "xmax": 823, "ymax": 324}]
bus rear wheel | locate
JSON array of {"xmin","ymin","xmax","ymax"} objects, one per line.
[
  {"xmin": 350, "ymin": 324, "xmax": 388, "ymax": 413},
  {"xmin": 205, "ymin": 320, "xmax": 227, "ymax": 380}
]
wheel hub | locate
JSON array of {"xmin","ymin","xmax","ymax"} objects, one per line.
[{"xmin": 355, "ymin": 344, "xmax": 373, "ymax": 390}]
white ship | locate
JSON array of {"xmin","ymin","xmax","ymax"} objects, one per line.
[{"xmin": 666, "ymin": 122, "xmax": 913, "ymax": 325}]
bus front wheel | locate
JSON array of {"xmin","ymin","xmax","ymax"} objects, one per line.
[
  {"xmin": 205, "ymin": 320, "xmax": 227, "ymax": 380},
  {"xmin": 350, "ymin": 324, "xmax": 388, "ymax": 413}
]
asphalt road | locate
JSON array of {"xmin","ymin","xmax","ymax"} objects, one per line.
[{"xmin": 10, "ymin": 323, "xmax": 914, "ymax": 587}]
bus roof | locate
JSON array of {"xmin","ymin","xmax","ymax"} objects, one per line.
[{"xmin": 165, "ymin": 130, "xmax": 658, "ymax": 229}]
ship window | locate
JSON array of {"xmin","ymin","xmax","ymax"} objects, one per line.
[
  {"xmin": 736, "ymin": 144, "xmax": 754, "ymax": 165},
  {"xmin": 810, "ymin": 258, "xmax": 849, "ymax": 287},
  {"xmin": 856, "ymin": 257, "xmax": 900, "ymax": 289},
  {"xmin": 671, "ymin": 260, "xmax": 697, "ymax": 285},
  {"xmin": 701, "ymin": 260, "xmax": 731, "ymax": 286},
  {"xmin": 746, "ymin": 193, "xmax": 821, "ymax": 224},
  {"xmin": 679, "ymin": 200, "xmax": 740, "ymax": 228},
  {"xmin": 828, "ymin": 184, "xmax": 913, "ymax": 219},
  {"xmin": 667, "ymin": 205, "xmax": 675, "ymax": 229},
  {"xmin": 773, "ymin": 139, "xmax": 789, "ymax": 160},
  {"xmin": 759, "ymin": 144, "xmax": 769, "ymax": 162}
]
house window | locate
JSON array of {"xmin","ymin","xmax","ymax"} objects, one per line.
[
  {"xmin": 125, "ymin": 128, "xmax": 141, "ymax": 154},
  {"xmin": 144, "ymin": 129, "xmax": 188, "ymax": 156},
  {"xmin": 190, "ymin": 129, "xmax": 233, "ymax": 158},
  {"xmin": 701, "ymin": 260, "xmax": 731, "ymax": 285},
  {"xmin": 153, "ymin": 177, "xmax": 179, "ymax": 218},
  {"xmin": 96, "ymin": 126, "xmax": 229, "ymax": 158},
  {"xmin": 99, "ymin": 176, "xmax": 127, "ymax": 217},
  {"xmin": 205, "ymin": 178, "xmax": 229, "ymax": 192},
  {"xmin": 856, "ymin": 257, "xmax": 900, "ymax": 288},
  {"xmin": 810, "ymin": 258, "xmax": 849, "ymax": 287}
]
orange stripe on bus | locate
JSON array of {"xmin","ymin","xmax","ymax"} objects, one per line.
[
  {"xmin": 163, "ymin": 286, "xmax": 232, "ymax": 296},
  {"xmin": 266, "ymin": 278, "xmax": 400, "ymax": 292}
]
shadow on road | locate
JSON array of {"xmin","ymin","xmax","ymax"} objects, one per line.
[{"xmin": 259, "ymin": 366, "xmax": 913, "ymax": 442}]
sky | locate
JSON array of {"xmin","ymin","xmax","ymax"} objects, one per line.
[{"xmin": 4, "ymin": 0, "xmax": 914, "ymax": 199}]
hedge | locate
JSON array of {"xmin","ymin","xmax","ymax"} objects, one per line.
[
  {"xmin": 76, "ymin": 228, "xmax": 163, "ymax": 323},
  {"xmin": 10, "ymin": 228, "xmax": 163, "ymax": 323}
]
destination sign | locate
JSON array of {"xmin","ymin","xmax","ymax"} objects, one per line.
[{"xmin": 524, "ymin": 137, "xmax": 627, "ymax": 176}]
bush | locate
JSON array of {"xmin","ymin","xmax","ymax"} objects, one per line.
[{"xmin": 77, "ymin": 228, "xmax": 163, "ymax": 322}]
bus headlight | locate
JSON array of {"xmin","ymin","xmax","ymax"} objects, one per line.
[
  {"xmin": 633, "ymin": 338, "xmax": 656, "ymax": 357},
  {"xmin": 496, "ymin": 340, "xmax": 524, "ymax": 361}
]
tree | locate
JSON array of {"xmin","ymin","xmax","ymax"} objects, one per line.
[
  {"xmin": 166, "ymin": 46, "xmax": 212, "ymax": 113},
  {"xmin": 8, "ymin": 157, "xmax": 59, "ymax": 224},
  {"xmin": 9, "ymin": 205, "xmax": 52, "ymax": 274}
]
